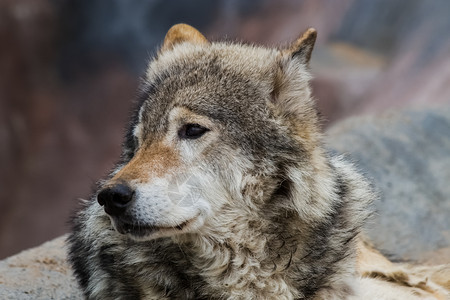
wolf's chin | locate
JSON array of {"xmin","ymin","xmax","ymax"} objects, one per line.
[{"xmin": 110, "ymin": 215, "xmax": 203, "ymax": 241}]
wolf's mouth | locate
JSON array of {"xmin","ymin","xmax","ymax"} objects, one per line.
[{"xmin": 113, "ymin": 217, "xmax": 194, "ymax": 238}]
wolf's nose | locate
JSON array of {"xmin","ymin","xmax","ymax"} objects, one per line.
[{"xmin": 97, "ymin": 183, "xmax": 134, "ymax": 216}]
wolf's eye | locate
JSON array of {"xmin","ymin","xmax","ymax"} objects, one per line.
[{"xmin": 178, "ymin": 124, "xmax": 210, "ymax": 139}]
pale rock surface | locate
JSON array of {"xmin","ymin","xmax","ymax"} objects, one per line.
[
  {"xmin": 0, "ymin": 236, "xmax": 82, "ymax": 299},
  {"xmin": 327, "ymin": 107, "xmax": 450, "ymax": 264}
]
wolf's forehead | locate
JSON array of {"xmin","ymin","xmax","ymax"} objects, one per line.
[
  {"xmin": 147, "ymin": 42, "xmax": 278, "ymax": 83},
  {"xmin": 137, "ymin": 43, "xmax": 278, "ymax": 132},
  {"xmin": 146, "ymin": 43, "xmax": 278, "ymax": 100}
]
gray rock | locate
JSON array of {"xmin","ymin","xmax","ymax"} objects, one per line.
[
  {"xmin": 327, "ymin": 107, "xmax": 450, "ymax": 263},
  {"xmin": 0, "ymin": 236, "xmax": 82, "ymax": 300}
]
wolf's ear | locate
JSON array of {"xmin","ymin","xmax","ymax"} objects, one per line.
[
  {"xmin": 161, "ymin": 24, "xmax": 209, "ymax": 52},
  {"xmin": 283, "ymin": 28, "xmax": 317, "ymax": 65},
  {"xmin": 270, "ymin": 28, "xmax": 317, "ymax": 119}
]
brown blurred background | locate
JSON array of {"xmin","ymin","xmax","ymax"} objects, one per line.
[{"xmin": 1, "ymin": 0, "xmax": 450, "ymax": 259}]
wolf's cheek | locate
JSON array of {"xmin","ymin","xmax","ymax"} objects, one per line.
[{"xmin": 131, "ymin": 177, "xmax": 212, "ymax": 226}]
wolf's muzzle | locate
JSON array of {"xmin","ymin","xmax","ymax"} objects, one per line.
[{"xmin": 97, "ymin": 183, "xmax": 134, "ymax": 216}]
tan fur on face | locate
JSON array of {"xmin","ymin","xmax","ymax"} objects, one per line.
[{"xmin": 110, "ymin": 142, "xmax": 180, "ymax": 184}]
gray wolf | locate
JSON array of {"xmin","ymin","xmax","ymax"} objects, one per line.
[{"xmin": 68, "ymin": 24, "xmax": 450, "ymax": 299}]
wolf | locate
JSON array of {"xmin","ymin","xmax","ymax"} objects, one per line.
[{"xmin": 68, "ymin": 24, "xmax": 450, "ymax": 299}]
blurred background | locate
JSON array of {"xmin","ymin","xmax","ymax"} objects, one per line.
[{"xmin": 1, "ymin": 0, "xmax": 450, "ymax": 259}]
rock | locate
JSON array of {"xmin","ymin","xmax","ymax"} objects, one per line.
[
  {"xmin": 327, "ymin": 107, "xmax": 450, "ymax": 264},
  {"xmin": 0, "ymin": 236, "xmax": 82, "ymax": 300}
]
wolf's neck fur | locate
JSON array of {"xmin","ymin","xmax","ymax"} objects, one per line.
[{"xmin": 173, "ymin": 156, "xmax": 369, "ymax": 299}]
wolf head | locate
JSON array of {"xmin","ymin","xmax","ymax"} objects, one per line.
[{"xmin": 97, "ymin": 24, "xmax": 325, "ymax": 241}]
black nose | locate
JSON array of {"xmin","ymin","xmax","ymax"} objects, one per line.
[{"xmin": 97, "ymin": 183, "xmax": 134, "ymax": 216}]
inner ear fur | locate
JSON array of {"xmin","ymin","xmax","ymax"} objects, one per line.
[
  {"xmin": 282, "ymin": 28, "xmax": 317, "ymax": 65},
  {"xmin": 161, "ymin": 23, "xmax": 209, "ymax": 52}
]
